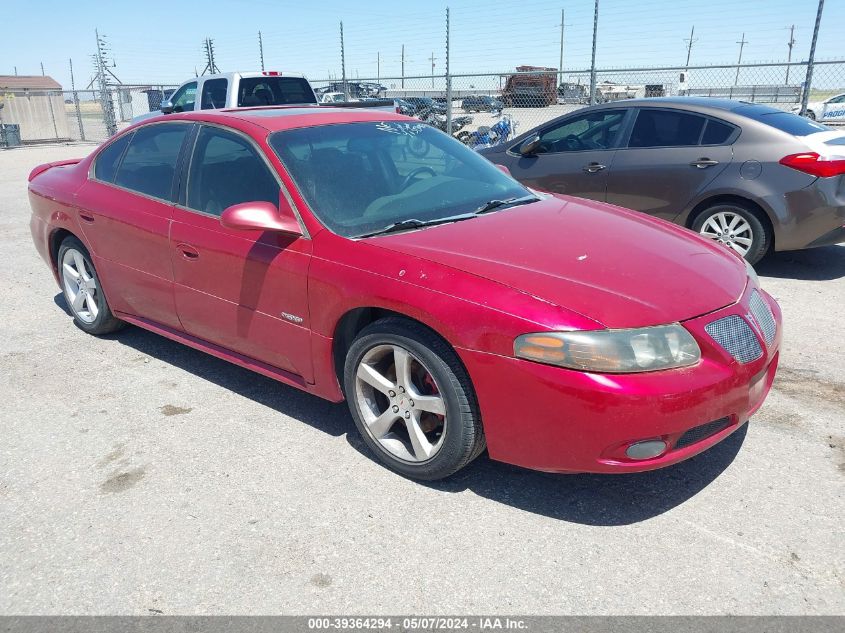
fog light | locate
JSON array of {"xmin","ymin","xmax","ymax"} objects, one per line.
[{"xmin": 626, "ymin": 440, "xmax": 667, "ymax": 460}]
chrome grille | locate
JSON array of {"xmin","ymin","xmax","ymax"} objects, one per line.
[
  {"xmin": 705, "ymin": 315, "xmax": 763, "ymax": 363},
  {"xmin": 748, "ymin": 290, "xmax": 776, "ymax": 345}
]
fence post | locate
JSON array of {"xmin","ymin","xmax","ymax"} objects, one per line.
[
  {"xmin": 445, "ymin": 7, "xmax": 452, "ymax": 135},
  {"xmin": 800, "ymin": 0, "xmax": 825, "ymax": 116},
  {"xmin": 589, "ymin": 0, "xmax": 599, "ymax": 105},
  {"xmin": 70, "ymin": 58, "xmax": 85, "ymax": 141}
]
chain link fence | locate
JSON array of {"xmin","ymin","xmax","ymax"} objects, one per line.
[{"xmin": 2, "ymin": 62, "xmax": 843, "ymax": 148}]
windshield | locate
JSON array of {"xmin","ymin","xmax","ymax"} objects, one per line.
[{"xmin": 269, "ymin": 122, "xmax": 530, "ymax": 238}]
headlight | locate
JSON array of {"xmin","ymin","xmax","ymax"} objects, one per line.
[
  {"xmin": 514, "ymin": 324, "xmax": 701, "ymax": 373},
  {"xmin": 745, "ymin": 259, "xmax": 759, "ymax": 288}
]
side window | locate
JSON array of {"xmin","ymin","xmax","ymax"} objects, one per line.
[
  {"xmin": 535, "ymin": 110, "xmax": 625, "ymax": 153},
  {"xmin": 701, "ymin": 118, "xmax": 737, "ymax": 145},
  {"xmin": 628, "ymin": 109, "xmax": 706, "ymax": 148},
  {"xmin": 113, "ymin": 123, "xmax": 190, "ymax": 200},
  {"xmin": 93, "ymin": 132, "xmax": 133, "ymax": 183},
  {"xmin": 200, "ymin": 78, "xmax": 228, "ymax": 110},
  {"xmin": 828, "ymin": 95, "xmax": 845, "ymax": 104},
  {"xmin": 170, "ymin": 82, "xmax": 197, "ymax": 112},
  {"xmin": 187, "ymin": 126, "xmax": 280, "ymax": 216}
]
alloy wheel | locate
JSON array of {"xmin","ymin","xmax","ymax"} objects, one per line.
[
  {"xmin": 698, "ymin": 211, "xmax": 754, "ymax": 256},
  {"xmin": 61, "ymin": 248, "xmax": 99, "ymax": 323},
  {"xmin": 354, "ymin": 344, "xmax": 447, "ymax": 463}
]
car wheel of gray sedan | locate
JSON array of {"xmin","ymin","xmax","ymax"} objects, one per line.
[
  {"xmin": 344, "ymin": 317, "xmax": 486, "ymax": 480},
  {"xmin": 692, "ymin": 203, "xmax": 771, "ymax": 265},
  {"xmin": 58, "ymin": 236, "xmax": 123, "ymax": 335}
]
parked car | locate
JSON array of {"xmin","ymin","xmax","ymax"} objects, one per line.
[
  {"xmin": 481, "ymin": 97, "xmax": 845, "ymax": 263},
  {"xmin": 394, "ymin": 98, "xmax": 416, "ymax": 117},
  {"xmin": 402, "ymin": 97, "xmax": 446, "ymax": 116},
  {"xmin": 319, "ymin": 91, "xmax": 349, "ymax": 104},
  {"xmin": 461, "ymin": 95, "xmax": 504, "ymax": 113},
  {"xmin": 29, "ymin": 107, "xmax": 780, "ymax": 480},
  {"xmin": 792, "ymin": 92, "xmax": 845, "ymax": 122},
  {"xmin": 132, "ymin": 72, "xmax": 395, "ymax": 124}
]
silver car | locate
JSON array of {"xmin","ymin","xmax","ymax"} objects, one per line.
[{"xmin": 481, "ymin": 97, "xmax": 845, "ymax": 263}]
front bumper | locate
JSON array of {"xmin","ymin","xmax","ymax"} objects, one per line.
[{"xmin": 458, "ymin": 287, "xmax": 782, "ymax": 474}]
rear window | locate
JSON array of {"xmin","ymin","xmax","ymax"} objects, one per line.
[
  {"xmin": 701, "ymin": 119, "xmax": 737, "ymax": 145},
  {"xmin": 237, "ymin": 77, "xmax": 316, "ymax": 107},
  {"xmin": 734, "ymin": 104, "xmax": 830, "ymax": 136},
  {"xmin": 94, "ymin": 132, "xmax": 132, "ymax": 183}
]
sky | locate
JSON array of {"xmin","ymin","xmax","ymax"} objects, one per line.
[{"xmin": 2, "ymin": 0, "xmax": 843, "ymax": 89}]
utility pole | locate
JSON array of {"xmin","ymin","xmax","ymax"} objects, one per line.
[
  {"xmin": 340, "ymin": 21, "xmax": 348, "ymax": 99},
  {"xmin": 258, "ymin": 31, "xmax": 265, "ymax": 72},
  {"xmin": 445, "ymin": 6, "xmax": 452, "ymax": 135},
  {"xmin": 202, "ymin": 38, "xmax": 220, "ymax": 75},
  {"xmin": 558, "ymin": 9, "xmax": 565, "ymax": 89},
  {"xmin": 734, "ymin": 33, "xmax": 747, "ymax": 85},
  {"xmin": 800, "ymin": 0, "xmax": 825, "ymax": 116},
  {"xmin": 94, "ymin": 29, "xmax": 117, "ymax": 136},
  {"xmin": 429, "ymin": 52, "xmax": 437, "ymax": 88},
  {"xmin": 13, "ymin": 66, "xmax": 17, "ymax": 76},
  {"xmin": 401, "ymin": 45, "xmax": 405, "ymax": 88},
  {"xmin": 684, "ymin": 25, "xmax": 697, "ymax": 69},
  {"xmin": 589, "ymin": 0, "xmax": 599, "ymax": 105},
  {"xmin": 785, "ymin": 25, "xmax": 796, "ymax": 84},
  {"xmin": 69, "ymin": 58, "xmax": 85, "ymax": 141}
]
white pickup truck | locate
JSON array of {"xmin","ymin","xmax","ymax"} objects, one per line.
[{"xmin": 133, "ymin": 71, "xmax": 397, "ymax": 122}]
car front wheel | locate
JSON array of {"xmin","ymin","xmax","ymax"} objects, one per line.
[
  {"xmin": 58, "ymin": 236, "xmax": 123, "ymax": 335},
  {"xmin": 344, "ymin": 318, "xmax": 485, "ymax": 480},
  {"xmin": 692, "ymin": 202, "xmax": 771, "ymax": 264}
]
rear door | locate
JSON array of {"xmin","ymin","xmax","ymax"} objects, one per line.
[
  {"xmin": 170, "ymin": 123, "xmax": 314, "ymax": 381},
  {"xmin": 605, "ymin": 108, "xmax": 735, "ymax": 220},
  {"xmin": 498, "ymin": 108, "xmax": 629, "ymax": 201}
]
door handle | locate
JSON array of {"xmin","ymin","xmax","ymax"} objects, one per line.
[
  {"xmin": 79, "ymin": 212, "xmax": 95, "ymax": 223},
  {"xmin": 176, "ymin": 243, "xmax": 199, "ymax": 260},
  {"xmin": 690, "ymin": 158, "xmax": 720, "ymax": 168},
  {"xmin": 583, "ymin": 162, "xmax": 607, "ymax": 173}
]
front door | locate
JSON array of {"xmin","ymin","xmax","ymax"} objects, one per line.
[
  {"xmin": 170, "ymin": 124, "xmax": 314, "ymax": 381},
  {"xmin": 605, "ymin": 108, "xmax": 735, "ymax": 221},
  {"xmin": 499, "ymin": 108, "xmax": 628, "ymax": 202}
]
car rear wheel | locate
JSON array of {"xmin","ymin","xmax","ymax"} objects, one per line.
[
  {"xmin": 806, "ymin": 110, "xmax": 817, "ymax": 121},
  {"xmin": 344, "ymin": 318, "xmax": 485, "ymax": 480},
  {"xmin": 692, "ymin": 202, "xmax": 771, "ymax": 264},
  {"xmin": 58, "ymin": 236, "xmax": 123, "ymax": 335}
]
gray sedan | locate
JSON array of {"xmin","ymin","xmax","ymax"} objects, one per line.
[{"xmin": 480, "ymin": 97, "xmax": 845, "ymax": 263}]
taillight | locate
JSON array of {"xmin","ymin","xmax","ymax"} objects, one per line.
[{"xmin": 779, "ymin": 152, "xmax": 845, "ymax": 178}]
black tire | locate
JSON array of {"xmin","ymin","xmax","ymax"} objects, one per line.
[
  {"xmin": 691, "ymin": 202, "xmax": 772, "ymax": 265},
  {"xmin": 343, "ymin": 317, "xmax": 485, "ymax": 481},
  {"xmin": 806, "ymin": 110, "xmax": 817, "ymax": 121},
  {"xmin": 57, "ymin": 236, "xmax": 124, "ymax": 335}
]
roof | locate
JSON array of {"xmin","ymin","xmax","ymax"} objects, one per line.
[
  {"xmin": 180, "ymin": 105, "xmax": 408, "ymax": 132},
  {"xmin": 0, "ymin": 75, "xmax": 62, "ymax": 91},
  {"xmin": 602, "ymin": 96, "xmax": 750, "ymax": 111}
]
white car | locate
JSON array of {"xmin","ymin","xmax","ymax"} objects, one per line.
[{"xmin": 793, "ymin": 93, "xmax": 845, "ymax": 122}]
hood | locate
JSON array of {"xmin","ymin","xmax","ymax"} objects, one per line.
[{"xmin": 371, "ymin": 195, "xmax": 746, "ymax": 329}]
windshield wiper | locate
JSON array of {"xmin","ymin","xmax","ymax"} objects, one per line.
[
  {"xmin": 474, "ymin": 194, "xmax": 540, "ymax": 215},
  {"xmin": 356, "ymin": 214, "xmax": 476, "ymax": 238}
]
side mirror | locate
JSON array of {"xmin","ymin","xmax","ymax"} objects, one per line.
[
  {"xmin": 519, "ymin": 134, "xmax": 542, "ymax": 156},
  {"xmin": 220, "ymin": 199, "xmax": 302, "ymax": 236},
  {"xmin": 160, "ymin": 100, "xmax": 174, "ymax": 114},
  {"xmin": 495, "ymin": 164, "xmax": 511, "ymax": 176}
]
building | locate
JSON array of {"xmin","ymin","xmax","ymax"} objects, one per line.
[{"xmin": 0, "ymin": 75, "xmax": 71, "ymax": 143}]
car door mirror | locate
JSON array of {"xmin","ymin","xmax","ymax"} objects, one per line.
[
  {"xmin": 160, "ymin": 100, "xmax": 174, "ymax": 114},
  {"xmin": 519, "ymin": 134, "xmax": 542, "ymax": 156},
  {"xmin": 220, "ymin": 200, "xmax": 302, "ymax": 236}
]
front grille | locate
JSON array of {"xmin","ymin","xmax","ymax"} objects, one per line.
[
  {"xmin": 748, "ymin": 290, "xmax": 776, "ymax": 345},
  {"xmin": 705, "ymin": 315, "xmax": 763, "ymax": 363},
  {"xmin": 675, "ymin": 417, "xmax": 731, "ymax": 450}
]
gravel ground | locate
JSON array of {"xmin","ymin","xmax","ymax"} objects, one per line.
[{"xmin": 1, "ymin": 144, "xmax": 843, "ymax": 615}]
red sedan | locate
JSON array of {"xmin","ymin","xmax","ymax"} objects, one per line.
[{"xmin": 28, "ymin": 107, "xmax": 781, "ymax": 480}]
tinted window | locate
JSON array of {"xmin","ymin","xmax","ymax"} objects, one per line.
[
  {"xmin": 94, "ymin": 132, "xmax": 132, "ymax": 182},
  {"xmin": 236, "ymin": 77, "xmax": 316, "ymax": 107},
  {"xmin": 200, "ymin": 78, "xmax": 228, "ymax": 110},
  {"xmin": 734, "ymin": 104, "xmax": 829, "ymax": 135},
  {"xmin": 701, "ymin": 119, "xmax": 736, "ymax": 145},
  {"xmin": 114, "ymin": 123, "xmax": 190, "ymax": 200},
  {"xmin": 187, "ymin": 126, "xmax": 279, "ymax": 216},
  {"xmin": 629, "ymin": 109, "xmax": 706, "ymax": 147},
  {"xmin": 536, "ymin": 110, "xmax": 625, "ymax": 153},
  {"xmin": 170, "ymin": 82, "xmax": 197, "ymax": 113},
  {"xmin": 269, "ymin": 122, "xmax": 529, "ymax": 238}
]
